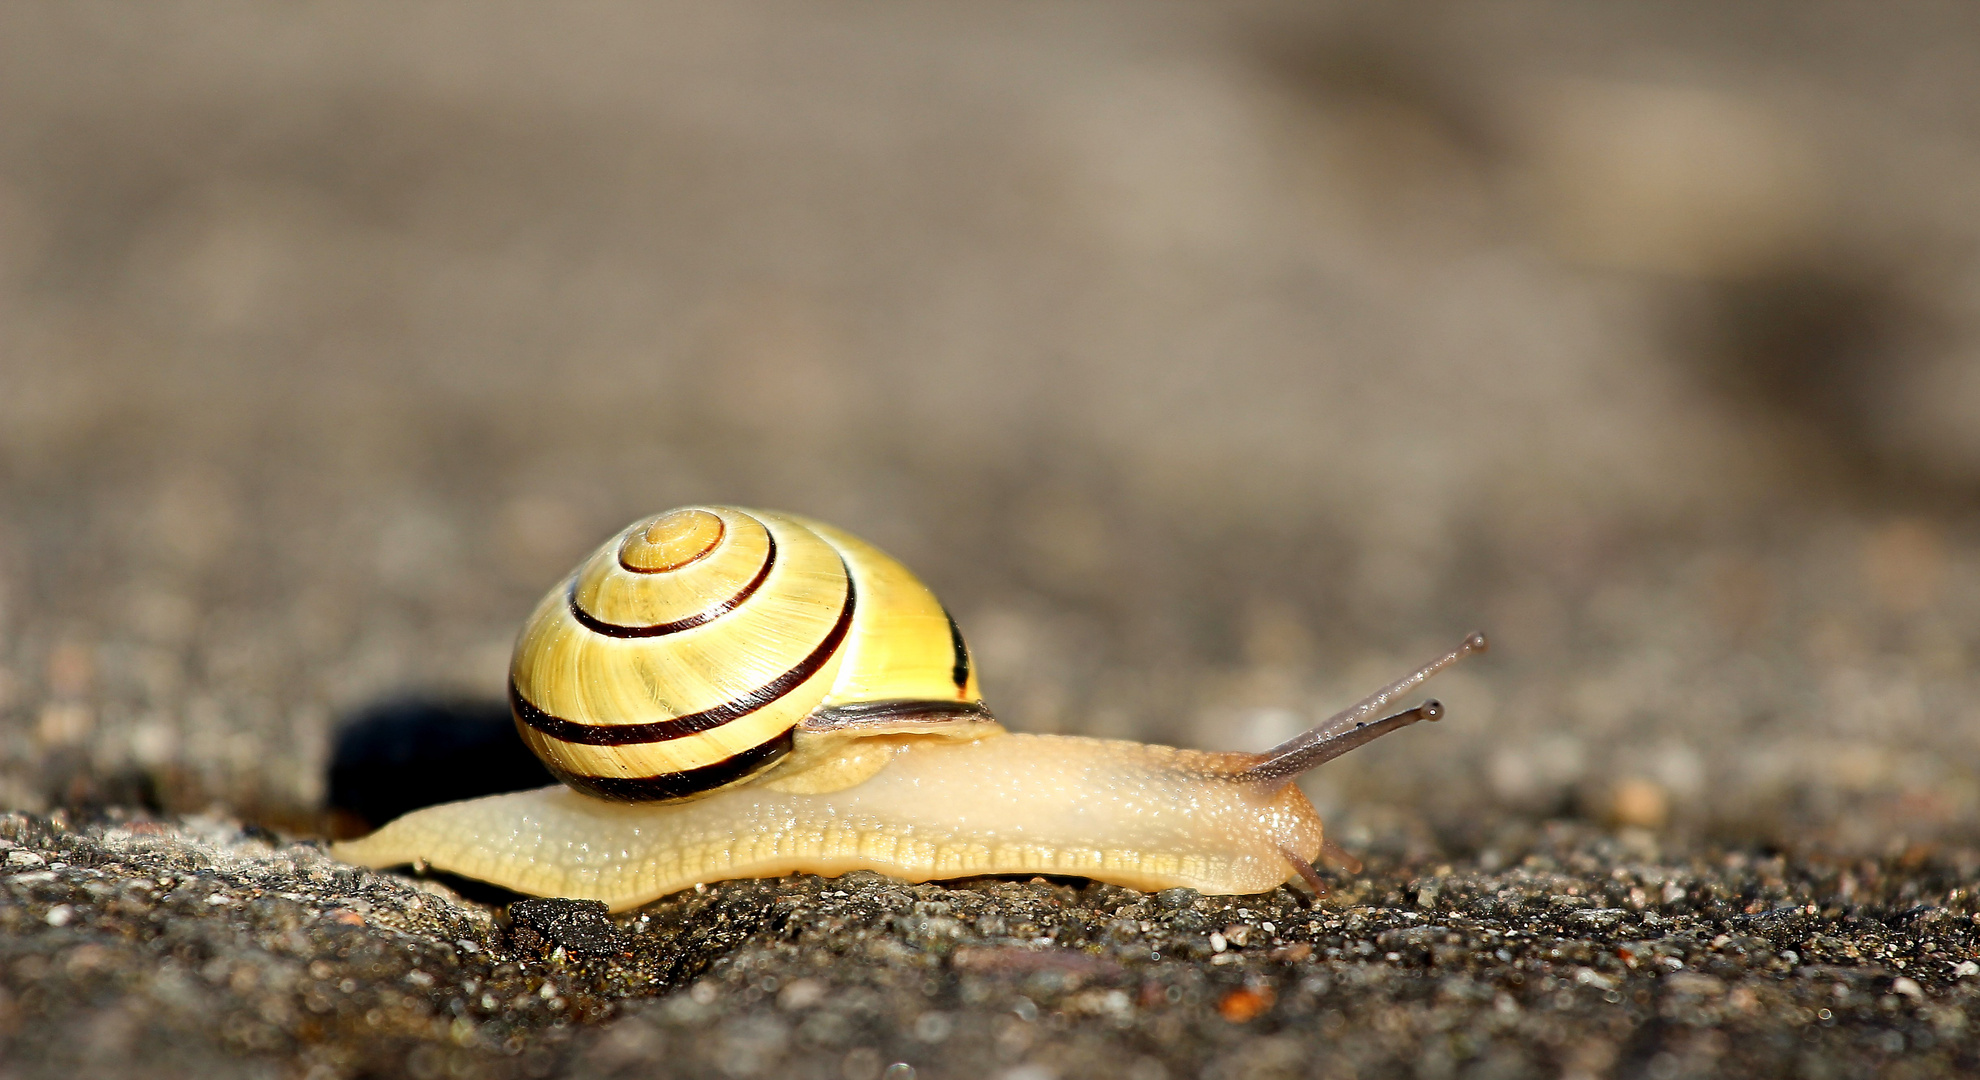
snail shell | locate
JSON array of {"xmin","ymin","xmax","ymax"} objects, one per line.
[{"xmin": 512, "ymin": 506, "xmax": 992, "ymax": 802}]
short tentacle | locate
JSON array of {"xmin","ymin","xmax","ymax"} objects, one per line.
[
  {"xmin": 1281, "ymin": 836, "xmax": 1365, "ymax": 895},
  {"xmin": 1280, "ymin": 846, "xmax": 1329, "ymax": 896},
  {"xmin": 1317, "ymin": 837, "xmax": 1364, "ymax": 875}
]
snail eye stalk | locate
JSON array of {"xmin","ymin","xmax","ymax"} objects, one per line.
[{"xmin": 1241, "ymin": 632, "xmax": 1486, "ymax": 788}]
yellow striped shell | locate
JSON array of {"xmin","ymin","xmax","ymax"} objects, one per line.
[{"xmin": 511, "ymin": 506, "xmax": 991, "ymax": 802}]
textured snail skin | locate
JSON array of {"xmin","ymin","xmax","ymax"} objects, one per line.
[{"xmin": 332, "ymin": 731, "xmax": 1322, "ymax": 912}]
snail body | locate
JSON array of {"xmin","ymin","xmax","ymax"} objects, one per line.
[
  {"xmin": 334, "ymin": 507, "xmax": 1485, "ymax": 911},
  {"xmin": 333, "ymin": 734, "xmax": 1322, "ymax": 907}
]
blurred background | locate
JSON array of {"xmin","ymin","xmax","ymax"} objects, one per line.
[{"xmin": 3, "ymin": 1, "xmax": 1978, "ymax": 859}]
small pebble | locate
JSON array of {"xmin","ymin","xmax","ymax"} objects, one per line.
[{"xmin": 1217, "ymin": 986, "xmax": 1275, "ymax": 1023}]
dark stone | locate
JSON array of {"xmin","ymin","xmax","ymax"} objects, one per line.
[{"xmin": 506, "ymin": 897, "xmax": 633, "ymax": 958}]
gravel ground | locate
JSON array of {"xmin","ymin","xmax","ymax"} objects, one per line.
[
  {"xmin": 6, "ymin": 811, "xmax": 1980, "ymax": 1079},
  {"xmin": 5, "ymin": 2, "xmax": 1980, "ymax": 1077}
]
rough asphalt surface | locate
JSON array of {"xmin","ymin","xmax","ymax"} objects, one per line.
[{"xmin": 7, "ymin": 2, "xmax": 1980, "ymax": 1077}]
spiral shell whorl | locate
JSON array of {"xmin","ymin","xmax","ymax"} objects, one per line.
[{"xmin": 511, "ymin": 507, "xmax": 986, "ymax": 802}]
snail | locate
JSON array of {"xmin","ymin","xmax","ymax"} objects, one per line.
[{"xmin": 334, "ymin": 506, "xmax": 1486, "ymax": 911}]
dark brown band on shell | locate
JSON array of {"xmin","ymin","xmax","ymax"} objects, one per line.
[
  {"xmin": 943, "ymin": 608, "xmax": 970, "ymax": 693},
  {"xmin": 570, "ymin": 531, "xmax": 779, "ymax": 638},
  {"xmin": 516, "ymin": 567, "xmax": 856, "ymax": 747},
  {"xmin": 546, "ymin": 728, "xmax": 796, "ymax": 802}
]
